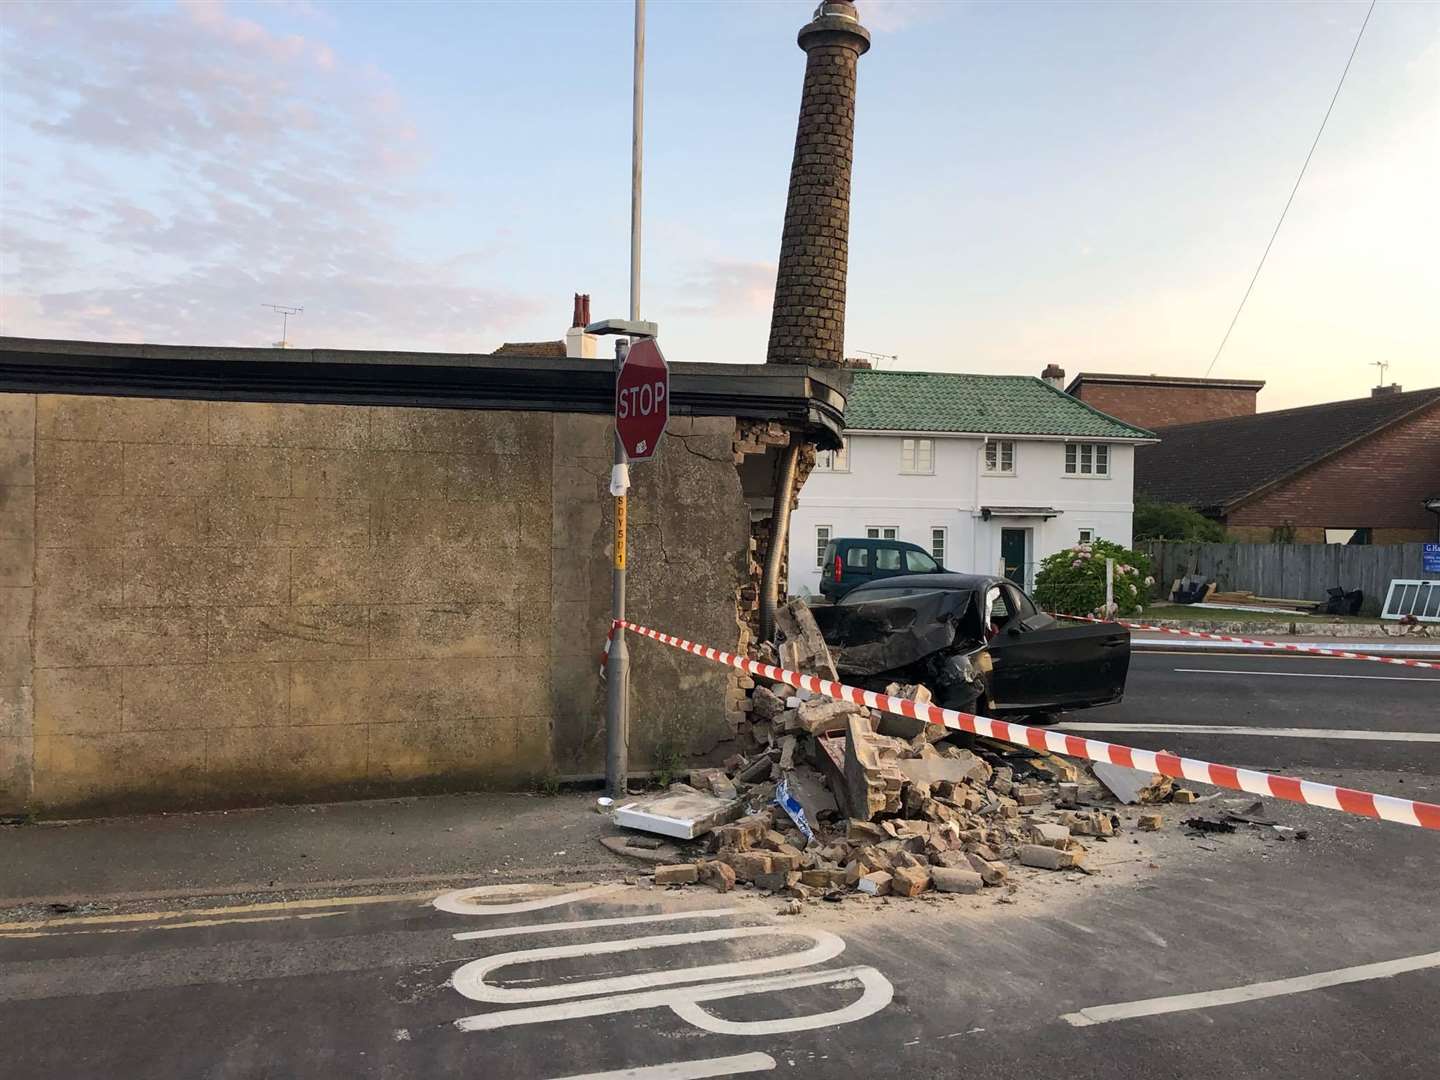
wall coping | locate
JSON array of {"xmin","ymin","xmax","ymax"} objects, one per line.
[{"xmin": 0, "ymin": 336, "xmax": 850, "ymax": 449}]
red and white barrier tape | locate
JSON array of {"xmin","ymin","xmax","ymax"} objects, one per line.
[
  {"xmin": 1048, "ymin": 612, "xmax": 1440, "ymax": 671},
  {"xmin": 610, "ymin": 618, "xmax": 1440, "ymax": 831}
]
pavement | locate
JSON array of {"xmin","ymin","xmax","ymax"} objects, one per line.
[
  {"xmin": 3, "ymin": 650, "xmax": 1439, "ymax": 1078},
  {"xmin": 1132, "ymin": 634, "xmax": 1440, "ymax": 659}
]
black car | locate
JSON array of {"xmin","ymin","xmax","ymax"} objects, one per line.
[
  {"xmin": 818, "ymin": 537, "xmax": 944, "ymax": 601},
  {"xmin": 810, "ymin": 573, "xmax": 1130, "ymax": 721}
]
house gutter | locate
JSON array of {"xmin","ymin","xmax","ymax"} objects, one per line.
[{"xmin": 760, "ymin": 440, "xmax": 802, "ymax": 643}]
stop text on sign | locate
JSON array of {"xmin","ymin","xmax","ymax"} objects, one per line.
[{"xmin": 617, "ymin": 380, "xmax": 665, "ymax": 420}]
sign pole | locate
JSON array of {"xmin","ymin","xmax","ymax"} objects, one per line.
[{"xmin": 606, "ymin": 0, "xmax": 645, "ymax": 800}]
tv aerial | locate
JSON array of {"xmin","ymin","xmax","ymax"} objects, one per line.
[{"xmin": 263, "ymin": 304, "xmax": 303, "ymax": 348}]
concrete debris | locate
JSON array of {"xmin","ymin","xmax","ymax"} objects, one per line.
[
  {"xmin": 1172, "ymin": 788, "xmax": 1198, "ymax": 804},
  {"xmin": 617, "ymin": 648, "xmax": 1201, "ymax": 905},
  {"xmin": 613, "ymin": 785, "xmax": 744, "ymax": 839},
  {"xmin": 1137, "ymin": 814, "xmax": 1163, "ymax": 831}
]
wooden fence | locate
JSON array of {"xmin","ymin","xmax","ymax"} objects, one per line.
[{"xmin": 1142, "ymin": 542, "xmax": 1433, "ymax": 615}]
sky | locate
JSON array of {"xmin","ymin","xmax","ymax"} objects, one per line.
[{"xmin": 1, "ymin": 0, "xmax": 1436, "ymax": 410}]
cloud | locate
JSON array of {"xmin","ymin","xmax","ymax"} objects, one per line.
[
  {"xmin": 0, "ymin": 0, "xmax": 536, "ymax": 350},
  {"xmin": 670, "ymin": 259, "xmax": 777, "ymax": 317},
  {"xmin": 860, "ymin": 0, "xmax": 950, "ymax": 34}
]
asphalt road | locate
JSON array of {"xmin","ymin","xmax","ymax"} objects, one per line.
[{"xmin": 4, "ymin": 647, "xmax": 1439, "ymax": 1079}]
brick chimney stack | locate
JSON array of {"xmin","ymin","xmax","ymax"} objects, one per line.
[{"xmin": 766, "ymin": 1, "xmax": 871, "ymax": 368}]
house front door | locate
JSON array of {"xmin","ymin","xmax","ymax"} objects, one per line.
[{"xmin": 1000, "ymin": 528, "xmax": 1027, "ymax": 587}]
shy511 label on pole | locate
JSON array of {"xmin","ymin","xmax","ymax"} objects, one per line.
[{"xmin": 616, "ymin": 337, "xmax": 668, "ymax": 461}]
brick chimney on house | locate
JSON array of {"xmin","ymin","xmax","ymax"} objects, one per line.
[
  {"xmin": 766, "ymin": 1, "xmax": 871, "ymax": 368},
  {"xmin": 1041, "ymin": 363, "xmax": 1065, "ymax": 389},
  {"xmin": 1372, "ymin": 382, "xmax": 1403, "ymax": 397},
  {"xmin": 565, "ymin": 293, "xmax": 597, "ymax": 358}
]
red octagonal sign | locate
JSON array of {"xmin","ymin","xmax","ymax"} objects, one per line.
[{"xmin": 616, "ymin": 338, "xmax": 669, "ymax": 462}]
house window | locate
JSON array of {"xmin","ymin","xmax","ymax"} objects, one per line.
[
  {"xmin": 1065, "ymin": 443, "xmax": 1110, "ymax": 476},
  {"xmin": 930, "ymin": 527, "xmax": 946, "ymax": 564},
  {"xmin": 984, "ymin": 440, "xmax": 1015, "ymax": 474},
  {"xmin": 1078, "ymin": 528, "xmax": 1094, "ymax": 544},
  {"xmin": 866, "ymin": 526, "xmax": 898, "ymax": 540},
  {"xmin": 815, "ymin": 437, "xmax": 849, "ymax": 472},
  {"xmin": 900, "ymin": 438, "xmax": 934, "ymax": 474},
  {"xmin": 815, "ymin": 525, "xmax": 832, "ymax": 567}
]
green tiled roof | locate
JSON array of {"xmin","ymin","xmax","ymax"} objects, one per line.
[{"xmin": 843, "ymin": 370, "xmax": 1155, "ymax": 440}]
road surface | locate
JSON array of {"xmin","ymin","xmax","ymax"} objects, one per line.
[{"xmin": 3, "ymin": 648, "xmax": 1437, "ymax": 1079}]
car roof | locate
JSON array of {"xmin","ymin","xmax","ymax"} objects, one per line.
[
  {"xmin": 832, "ymin": 536, "xmax": 926, "ymax": 548},
  {"xmin": 845, "ymin": 572, "xmax": 1006, "ymax": 594}
]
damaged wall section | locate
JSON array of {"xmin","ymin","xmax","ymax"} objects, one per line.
[{"xmin": 0, "ymin": 339, "xmax": 848, "ymax": 816}]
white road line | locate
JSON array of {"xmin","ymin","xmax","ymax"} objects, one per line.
[
  {"xmin": 541, "ymin": 1053, "xmax": 776, "ymax": 1080},
  {"xmin": 1055, "ymin": 722, "xmax": 1440, "ymax": 742},
  {"xmin": 453, "ymin": 907, "xmax": 742, "ymax": 941},
  {"xmin": 452, "ymin": 926, "xmax": 846, "ymax": 1003},
  {"xmin": 1173, "ymin": 667, "xmax": 1440, "ymax": 683},
  {"xmin": 456, "ymin": 964, "xmax": 893, "ymax": 1036},
  {"xmin": 1062, "ymin": 949, "xmax": 1440, "ymax": 1027},
  {"xmin": 433, "ymin": 884, "xmax": 616, "ymax": 916}
]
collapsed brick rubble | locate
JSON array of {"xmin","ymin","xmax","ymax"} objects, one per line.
[{"xmin": 612, "ymin": 599, "xmax": 1198, "ymax": 902}]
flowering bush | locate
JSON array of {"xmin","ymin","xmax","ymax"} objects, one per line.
[{"xmin": 1032, "ymin": 539, "xmax": 1153, "ymax": 618}]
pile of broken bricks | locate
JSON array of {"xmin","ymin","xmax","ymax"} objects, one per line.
[{"xmin": 608, "ymin": 599, "xmax": 1205, "ymax": 904}]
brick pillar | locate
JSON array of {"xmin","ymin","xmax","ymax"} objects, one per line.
[{"xmin": 766, "ymin": 2, "xmax": 870, "ymax": 368}]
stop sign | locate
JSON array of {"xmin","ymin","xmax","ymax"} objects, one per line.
[{"xmin": 615, "ymin": 338, "xmax": 669, "ymax": 461}]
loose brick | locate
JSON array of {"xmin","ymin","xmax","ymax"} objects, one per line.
[
  {"xmin": 856, "ymin": 870, "xmax": 893, "ymax": 896},
  {"xmin": 699, "ymin": 860, "xmax": 737, "ymax": 893},
  {"xmin": 654, "ymin": 864, "xmax": 699, "ymax": 886},
  {"xmin": 931, "ymin": 867, "xmax": 984, "ymax": 894},
  {"xmin": 890, "ymin": 864, "xmax": 930, "ymax": 897},
  {"xmin": 1138, "ymin": 813, "xmax": 1163, "ymax": 831},
  {"xmin": 1018, "ymin": 844, "xmax": 1075, "ymax": 870}
]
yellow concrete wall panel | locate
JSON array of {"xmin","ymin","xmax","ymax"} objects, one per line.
[
  {"xmin": 0, "ymin": 394, "xmax": 36, "ymax": 441},
  {"xmin": 122, "ymin": 545, "xmax": 291, "ymax": 607},
  {"xmin": 33, "ymin": 730, "xmax": 210, "ymax": 808},
  {"xmin": 37, "ymin": 395, "xmax": 208, "ymax": 444},
  {"xmin": 368, "ymin": 603, "xmax": 520, "ymax": 660},
  {"xmin": 207, "ymin": 605, "xmax": 368, "ymax": 663},
  {"xmin": 35, "ymin": 440, "xmax": 122, "ymax": 496},
  {"xmin": 0, "ymin": 486, "xmax": 35, "ymax": 542},
  {"xmin": 34, "ymin": 546, "xmax": 124, "ymax": 606},
  {"xmin": 366, "ymin": 716, "xmax": 548, "ymax": 784},
  {"xmin": 0, "ymin": 537, "xmax": 34, "ymax": 588},
  {"xmin": 290, "ymin": 657, "xmax": 544, "ymax": 728},
  {"xmin": 205, "ymin": 724, "xmax": 369, "ymax": 793},
  {"xmin": 0, "ymin": 585, "xmax": 33, "ymax": 641},
  {"xmin": 290, "ymin": 449, "xmax": 449, "ymax": 502},
  {"xmin": 122, "ymin": 444, "xmax": 228, "ymax": 497},
  {"xmin": 34, "ymin": 605, "xmax": 209, "ymax": 668},
  {"xmin": 206, "ymin": 401, "xmax": 370, "ymax": 450},
  {"xmin": 0, "ymin": 734, "xmax": 34, "ymax": 813},
  {"xmin": 36, "ymin": 495, "xmax": 203, "ymax": 549},
  {"xmin": 0, "ymin": 684, "xmax": 34, "ymax": 739},
  {"xmin": 0, "ymin": 435, "xmax": 35, "ymax": 487},
  {"xmin": 0, "ymin": 635, "xmax": 32, "ymax": 688},
  {"xmin": 288, "ymin": 544, "xmax": 376, "ymax": 606},
  {"xmin": 223, "ymin": 446, "xmax": 291, "ymax": 497},
  {"xmin": 121, "ymin": 662, "xmax": 288, "ymax": 731},
  {"xmin": 33, "ymin": 667, "xmax": 122, "ymax": 736},
  {"xmin": 371, "ymin": 408, "xmax": 550, "ymax": 459}
]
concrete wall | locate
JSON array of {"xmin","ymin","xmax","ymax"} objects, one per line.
[
  {"xmin": 791, "ymin": 434, "xmax": 1137, "ymax": 594},
  {"xmin": 1143, "ymin": 540, "xmax": 1433, "ymax": 615},
  {"xmin": 0, "ymin": 392, "xmax": 750, "ymax": 816}
]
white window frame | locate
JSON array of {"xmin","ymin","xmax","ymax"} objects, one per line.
[
  {"xmin": 1064, "ymin": 442, "xmax": 1111, "ymax": 477},
  {"xmin": 815, "ymin": 525, "xmax": 832, "ymax": 568},
  {"xmin": 930, "ymin": 526, "xmax": 947, "ymax": 565},
  {"xmin": 865, "ymin": 526, "xmax": 899, "ymax": 540},
  {"xmin": 983, "ymin": 439, "xmax": 1015, "ymax": 475},
  {"xmin": 900, "ymin": 437, "xmax": 934, "ymax": 475},
  {"xmin": 1077, "ymin": 528, "xmax": 1095, "ymax": 544},
  {"xmin": 814, "ymin": 437, "xmax": 849, "ymax": 473}
]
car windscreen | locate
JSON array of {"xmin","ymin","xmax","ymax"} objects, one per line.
[{"xmin": 838, "ymin": 586, "xmax": 962, "ymax": 606}]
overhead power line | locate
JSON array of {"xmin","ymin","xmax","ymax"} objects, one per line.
[{"xmin": 1203, "ymin": 0, "xmax": 1376, "ymax": 378}]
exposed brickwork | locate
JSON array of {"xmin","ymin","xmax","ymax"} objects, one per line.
[
  {"xmin": 1074, "ymin": 383, "xmax": 1260, "ymax": 429},
  {"xmin": 767, "ymin": 6, "xmax": 870, "ymax": 368},
  {"xmin": 1225, "ymin": 400, "xmax": 1440, "ymax": 534}
]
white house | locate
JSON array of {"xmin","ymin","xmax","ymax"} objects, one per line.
[{"xmin": 790, "ymin": 369, "xmax": 1158, "ymax": 595}]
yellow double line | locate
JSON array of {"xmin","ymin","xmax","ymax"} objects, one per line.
[{"xmin": 0, "ymin": 890, "xmax": 436, "ymax": 939}]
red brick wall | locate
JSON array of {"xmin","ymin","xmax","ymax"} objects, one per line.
[
  {"xmin": 1074, "ymin": 385, "xmax": 1259, "ymax": 430},
  {"xmin": 1226, "ymin": 401, "xmax": 1440, "ymax": 533}
]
